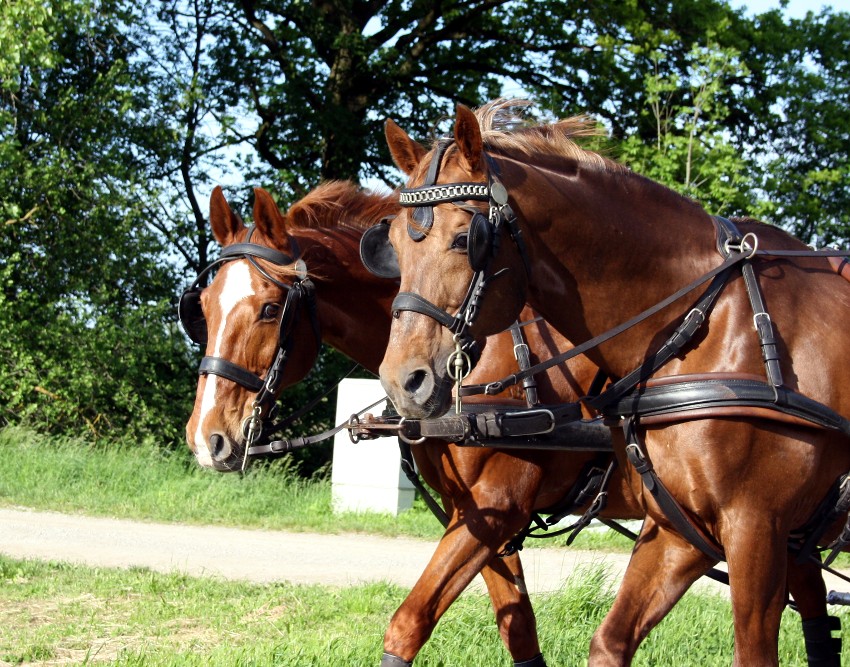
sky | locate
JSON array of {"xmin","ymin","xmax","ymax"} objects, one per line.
[{"xmin": 732, "ymin": 0, "xmax": 850, "ymax": 16}]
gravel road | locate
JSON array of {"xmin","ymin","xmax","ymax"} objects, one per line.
[
  {"xmin": 0, "ymin": 507, "xmax": 674, "ymax": 594},
  {"xmin": 3, "ymin": 506, "xmax": 848, "ymax": 599}
]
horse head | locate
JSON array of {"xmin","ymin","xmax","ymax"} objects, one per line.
[
  {"xmin": 378, "ymin": 104, "xmax": 529, "ymax": 418},
  {"xmin": 183, "ymin": 187, "xmax": 321, "ymax": 471}
]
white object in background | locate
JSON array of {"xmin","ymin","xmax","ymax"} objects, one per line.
[{"xmin": 331, "ymin": 378, "xmax": 415, "ymax": 514}]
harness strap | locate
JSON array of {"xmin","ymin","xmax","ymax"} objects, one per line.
[
  {"xmin": 500, "ymin": 455, "xmax": 615, "ymax": 555},
  {"xmin": 742, "ymin": 259, "xmax": 784, "ymax": 389},
  {"xmin": 392, "ymin": 292, "xmax": 458, "ymax": 329},
  {"xmin": 563, "ymin": 458, "xmax": 619, "ymax": 543},
  {"xmin": 623, "ymin": 416, "xmax": 726, "ymax": 562},
  {"xmin": 600, "ymin": 375, "xmax": 850, "ymax": 436},
  {"xmin": 199, "ymin": 357, "xmax": 264, "ymax": 392},
  {"xmin": 398, "ymin": 440, "xmax": 450, "ymax": 528},
  {"xmin": 219, "ymin": 242, "xmax": 295, "ymax": 267},
  {"xmin": 587, "ymin": 267, "xmax": 731, "ymax": 412},
  {"xmin": 461, "ymin": 248, "xmax": 751, "ymax": 398},
  {"xmin": 247, "ymin": 394, "xmax": 387, "ymax": 457},
  {"xmin": 509, "ymin": 320, "xmax": 540, "ymax": 406}
]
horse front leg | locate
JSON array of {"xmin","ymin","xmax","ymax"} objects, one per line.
[
  {"xmin": 589, "ymin": 517, "xmax": 715, "ymax": 666},
  {"xmin": 478, "ymin": 551, "xmax": 547, "ymax": 666},
  {"xmin": 723, "ymin": 524, "xmax": 790, "ymax": 667},
  {"xmin": 382, "ymin": 519, "xmax": 531, "ymax": 665}
]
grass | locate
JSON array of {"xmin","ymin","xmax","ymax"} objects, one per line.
[
  {"xmin": 0, "ymin": 425, "xmax": 632, "ymax": 551},
  {"xmin": 1, "ymin": 424, "xmax": 848, "ymax": 665},
  {"xmin": 0, "ymin": 555, "xmax": 836, "ymax": 666}
]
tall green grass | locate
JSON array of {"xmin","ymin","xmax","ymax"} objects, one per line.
[
  {"xmin": 0, "ymin": 425, "xmax": 632, "ymax": 550},
  {"xmin": 0, "ymin": 555, "xmax": 832, "ymax": 666},
  {"xmin": 0, "ymin": 425, "xmax": 442, "ymax": 538}
]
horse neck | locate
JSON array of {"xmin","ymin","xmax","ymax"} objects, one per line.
[
  {"xmin": 294, "ymin": 226, "xmax": 396, "ymax": 374},
  {"xmin": 503, "ymin": 156, "xmax": 719, "ymax": 374}
]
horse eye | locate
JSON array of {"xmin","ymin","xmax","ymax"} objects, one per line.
[
  {"xmin": 261, "ymin": 303, "xmax": 280, "ymax": 320},
  {"xmin": 451, "ymin": 233, "xmax": 469, "ymax": 252}
]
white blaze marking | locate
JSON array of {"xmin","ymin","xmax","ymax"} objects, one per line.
[{"xmin": 193, "ymin": 261, "xmax": 255, "ymax": 463}]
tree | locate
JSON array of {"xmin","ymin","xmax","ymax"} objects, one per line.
[
  {"xmin": 616, "ymin": 41, "xmax": 759, "ymax": 217},
  {"xmin": 2, "ymin": 0, "xmax": 848, "ymax": 457},
  {"xmin": 753, "ymin": 10, "xmax": 850, "ymax": 243},
  {"xmin": 0, "ymin": 0, "xmax": 196, "ymax": 441}
]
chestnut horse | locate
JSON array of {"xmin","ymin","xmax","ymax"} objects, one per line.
[
  {"xmin": 378, "ymin": 99, "xmax": 850, "ymax": 666},
  {"xmin": 182, "ymin": 182, "xmax": 646, "ymax": 666}
]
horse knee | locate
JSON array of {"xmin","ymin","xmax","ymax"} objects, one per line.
[{"xmin": 588, "ymin": 621, "xmax": 634, "ymax": 667}]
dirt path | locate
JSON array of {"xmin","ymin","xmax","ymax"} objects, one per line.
[
  {"xmin": 3, "ymin": 506, "xmax": 848, "ymax": 599},
  {"xmin": 0, "ymin": 507, "xmax": 658, "ymax": 594}
]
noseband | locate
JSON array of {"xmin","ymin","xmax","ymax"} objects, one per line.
[
  {"xmin": 392, "ymin": 141, "xmax": 531, "ymax": 376},
  {"xmin": 179, "ymin": 227, "xmax": 321, "ymax": 449}
]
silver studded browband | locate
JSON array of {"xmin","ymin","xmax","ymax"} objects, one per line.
[{"xmin": 399, "ymin": 183, "xmax": 490, "ymax": 206}]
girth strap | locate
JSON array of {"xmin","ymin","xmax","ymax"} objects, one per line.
[{"xmin": 623, "ymin": 416, "xmax": 726, "ymax": 562}]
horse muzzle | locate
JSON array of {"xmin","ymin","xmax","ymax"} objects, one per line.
[
  {"xmin": 194, "ymin": 431, "xmax": 250, "ymax": 473},
  {"xmin": 379, "ymin": 357, "xmax": 454, "ymax": 419}
]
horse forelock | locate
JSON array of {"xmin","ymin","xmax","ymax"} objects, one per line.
[{"xmin": 285, "ymin": 180, "xmax": 399, "ymax": 232}]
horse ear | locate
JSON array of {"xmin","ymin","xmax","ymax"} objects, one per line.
[
  {"xmin": 209, "ymin": 185, "xmax": 246, "ymax": 247},
  {"xmin": 385, "ymin": 118, "xmax": 427, "ymax": 175},
  {"xmin": 454, "ymin": 104, "xmax": 483, "ymax": 174},
  {"xmin": 252, "ymin": 187, "xmax": 288, "ymax": 247}
]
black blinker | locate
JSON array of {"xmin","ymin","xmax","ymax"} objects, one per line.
[
  {"xmin": 179, "ymin": 287, "xmax": 208, "ymax": 345},
  {"xmin": 468, "ymin": 212, "xmax": 493, "ymax": 272},
  {"xmin": 360, "ymin": 221, "xmax": 401, "ymax": 279}
]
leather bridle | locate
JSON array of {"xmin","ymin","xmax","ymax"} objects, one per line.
[
  {"xmin": 392, "ymin": 141, "xmax": 531, "ymax": 382},
  {"xmin": 178, "ymin": 227, "xmax": 321, "ymax": 455}
]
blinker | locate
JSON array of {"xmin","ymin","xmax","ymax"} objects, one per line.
[
  {"xmin": 179, "ymin": 288, "xmax": 207, "ymax": 345},
  {"xmin": 468, "ymin": 212, "xmax": 493, "ymax": 272},
  {"xmin": 360, "ymin": 220, "xmax": 401, "ymax": 279}
]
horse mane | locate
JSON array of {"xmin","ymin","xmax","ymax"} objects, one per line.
[
  {"xmin": 285, "ymin": 181, "xmax": 398, "ymax": 232},
  {"xmin": 472, "ymin": 98, "xmax": 624, "ymax": 173}
]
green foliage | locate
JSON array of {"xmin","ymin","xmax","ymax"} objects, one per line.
[
  {"xmin": 0, "ymin": 0, "xmax": 197, "ymax": 444},
  {"xmin": 616, "ymin": 41, "xmax": 760, "ymax": 217},
  {"xmin": 1, "ymin": 0, "xmax": 850, "ymax": 463},
  {"xmin": 0, "ymin": 425, "xmax": 446, "ymax": 538},
  {"xmin": 755, "ymin": 10, "xmax": 850, "ymax": 243}
]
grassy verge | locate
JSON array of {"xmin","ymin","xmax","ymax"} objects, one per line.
[
  {"xmin": 0, "ymin": 554, "xmax": 830, "ymax": 666},
  {"xmin": 0, "ymin": 425, "xmax": 632, "ymax": 551}
]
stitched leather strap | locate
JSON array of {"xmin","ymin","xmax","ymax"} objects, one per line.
[
  {"xmin": 198, "ymin": 357, "xmax": 264, "ymax": 392},
  {"xmin": 623, "ymin": 417, "xmax": 725, "ymax": 562}
]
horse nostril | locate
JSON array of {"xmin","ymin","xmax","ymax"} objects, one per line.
[
  {"xmin": 404, "ymin": 369, "xmax": 428, "ymax": 395},
  {"xmin": 209, "ymin": 433, "xmax": 226, "ymax": 459}
]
